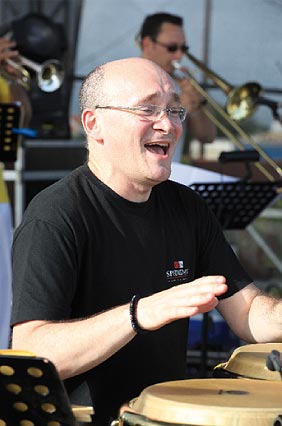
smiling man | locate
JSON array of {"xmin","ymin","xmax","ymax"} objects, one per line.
[
  {"xmin": 11, "ymin": 58, "xmax": 282, "ymax": 426},
  {"xmin": 84, "ymin": 58, "xmax": 184, "ymax": 200}
]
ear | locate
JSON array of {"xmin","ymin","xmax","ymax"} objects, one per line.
[
  {"xmin": 141, "ymin": 36, "xmax": 153, "ymax": 51},
  {"xmin": 81, "ymin": 108, "xmax": 103, "ymax": 140}
]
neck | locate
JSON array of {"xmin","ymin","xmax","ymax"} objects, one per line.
[{"xmin": 87, "ymin": 158, "xmax": 152, "ymax": 203}]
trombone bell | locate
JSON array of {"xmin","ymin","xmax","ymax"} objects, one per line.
[
  {"xmin": 226, "ymin": 82, "xmax": 262, "ymax": 121},
  {"xmin": 181, "ymin": 51, "xmax": 263, "ymax": 122}
]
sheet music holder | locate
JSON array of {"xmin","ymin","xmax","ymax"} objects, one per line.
[
  {"xmin": 0, "ymin": 351, "xmax": 78, "ymax": 426},
  {"xmin": 190, "ymin": 179, "xmax": 281, "ymax": 370},
  {"xmin": 0, "ymin": 102, "xmax": 22, "ymax": 162},
  {"xmin": 190, "ymin": 180, "xmax": 281, "ymax": 230},
  {"xmin": 170, "ymin": 162, "xmax": 281, "ymax": 230},
  {"xmin": 170, "ymin": 163, "xmax": 281, "ymax": 378}
]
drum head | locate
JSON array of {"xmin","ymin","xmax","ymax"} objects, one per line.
[
  {"xmin": 214, "ymin": 343, "xmax": 282, "ymax": 380},
  {"xmin": 125, "ymin": 378, "xmax": 282, "ymax": 425}
]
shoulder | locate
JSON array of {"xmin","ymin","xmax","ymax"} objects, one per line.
[
  {"xmin": 25, "ymin": 164, "xmax": 91, "ymax": 215},
  {"xmin": 15, "ymin": 164, "xmax": 95, "ymax": 237}
]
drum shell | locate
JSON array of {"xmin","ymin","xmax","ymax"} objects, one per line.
[
  {"xmin": 114, "ymin": 378, "xmax": 282, "ymax": 426},
  {"xmin": 213, "ymin": 343, "xmax": 282, "ymax": 380}
]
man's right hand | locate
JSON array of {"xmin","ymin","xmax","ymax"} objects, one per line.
[{"xmin": 135, "ymin": 275, "xmax": 227, "ymax": 331}]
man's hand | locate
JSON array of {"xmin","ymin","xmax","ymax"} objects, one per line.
[
  {"xmin": 136, "ymin": 275, "xmax": 227, "ymax": 331},
  {"xmin": 0, "ymin": 38, "xmax": 20, "ymax": 75},
  {"xmin": 174, "ymin": 66, "xmax": 205, "ymax": 114}
]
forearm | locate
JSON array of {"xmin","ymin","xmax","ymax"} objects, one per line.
[
  {"xmin": 248, "ymin": 293, "xmax": 282, "ymax": 343},
  {"xmin": 12, "ymin": 275, "xmax": 228, "ymax": 379},
  {"xmin": 219, "ymin": 284, "xmax": 282, "ymax": 343},
  {"xmin": 12, "ymin": 303, "xmax": 135, "ymax": 380}
]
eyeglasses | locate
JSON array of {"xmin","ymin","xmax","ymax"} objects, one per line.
[
  {"xmin": 151, "ymin": 38, "xmax": 189, "ymax": 53},
  {"xmin": 94, "ymin": 104, "xmax": 187, "ymax": 123}
]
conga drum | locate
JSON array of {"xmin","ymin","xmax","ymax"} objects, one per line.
[
  {"xmin": 112, "ymin": 378, "xmax": 282, "ymax": 426},
  {"xmin": 213, "ymin": 343, "xmax": 282, "ymax": 380}
]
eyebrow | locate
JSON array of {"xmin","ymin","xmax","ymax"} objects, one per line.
[{"xmin": 137, "ymin": 92, "xmax": 181, "ymax": 105}]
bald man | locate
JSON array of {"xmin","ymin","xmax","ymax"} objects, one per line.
[{"xmin": 11, "ymin": 57, "xmax": 282, "ymax": 426}]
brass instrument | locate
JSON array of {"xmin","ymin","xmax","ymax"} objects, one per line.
[
  {"xmin": 4, "ymin": 54, "xmax": 64, "ymax": 92},
  {"xmin": 172, "ymin": 54, "xmax": 282, "ymax": 183},
  {"xmin": 182, "ymin": 52, "xmax": 264, "ymax": 121}
]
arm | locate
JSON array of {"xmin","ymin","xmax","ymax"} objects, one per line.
[
  {"xmin": 218, "ymin": 283, "xmax": 282, "ymax": 343},
  {"xmin": 0, "ymin": 38, "xmax": 18, "ymax": 63},
  {"xmin": 12, "ymin": 275, "xmax": 227, "ymax": 379},
  {"xmin": 175, "ymin": 73, "xmax": 217, "ymax": 144},
  {"xmin": 0, "ymin": 38, "xmax": 32, "ymax": 125}
]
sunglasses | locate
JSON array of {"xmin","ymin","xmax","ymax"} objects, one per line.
[{"xmin": 152, "ymin": 38, "xmax": 189, "ymax": 53}]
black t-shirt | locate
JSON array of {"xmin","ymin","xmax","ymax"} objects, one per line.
[{"xmin": 11, "ymin": 164, "xmax": 252, "ymax": 425}]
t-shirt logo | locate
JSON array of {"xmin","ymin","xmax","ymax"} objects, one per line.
[
  {"xmin": 174, "ymin": 260, "xmax": 183, "ymax": 269},
  {"xmin": 166, "ymin": 260, "xmax": 189, "ymax": 283}
]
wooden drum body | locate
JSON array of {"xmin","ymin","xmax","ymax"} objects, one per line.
[
  {"xmin": 214, "ymin": 343, "xmax": 282, "ymax": 380},
  {"xmin": 113, "ymin": 378, "xmax": 282, "ymax": 426}
]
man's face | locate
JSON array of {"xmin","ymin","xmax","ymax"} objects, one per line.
[
  {"xmin": 143, "ymin": 22, "xmax": 187, "ymax": 74},
  {"xmin": 92, "ymin": 59, "xmax": 183, "ymax": 194}
]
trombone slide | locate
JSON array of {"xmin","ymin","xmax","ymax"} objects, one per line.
[{"xmin": 172, "ymin": 59, "xmax": 282, "ymax": 182}]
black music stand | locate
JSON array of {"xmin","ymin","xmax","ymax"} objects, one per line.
[
  {"xmin": 0, "ymin": 102, "xmax": 23, "ymax": 162},
  {"xmin": 190, "ymin": 180, "xmax": 280, "ymax": 230},
  {"xmin": 189, "ymin": 156, "xmax": 281, "ymax": 377},
  {"xmin": 0, "ymin": 352, "xmax": 78, "ymax": 426}
]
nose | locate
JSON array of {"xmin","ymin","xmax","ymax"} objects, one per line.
[
  {"xmin": 172, "ymin": 49, "xmax": 183, "ymax": 60},
  {"xmin": 153, "ymin": 110, "xmax": 177, "ymax": 133}
]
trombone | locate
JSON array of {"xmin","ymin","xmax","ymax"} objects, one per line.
[{"xmin": 173, "ymin": 52, "xmax": 282, "ymax": 183}]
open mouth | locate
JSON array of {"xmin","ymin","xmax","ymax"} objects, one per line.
[{"xmin": 145, "ymin": 143, "xmax": 169, "ymax": 156}]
